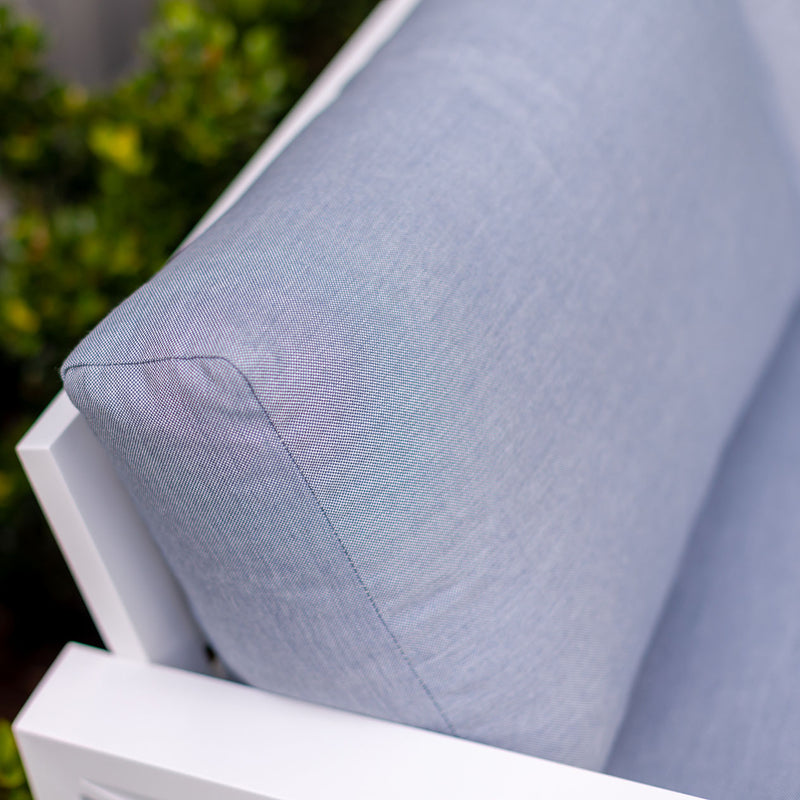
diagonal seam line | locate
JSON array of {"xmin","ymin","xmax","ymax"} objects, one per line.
[{"xmin": 63, "ymin": 354, "xmax": 457, "ymax": 735}]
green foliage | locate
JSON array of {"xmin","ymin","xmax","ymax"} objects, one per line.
[
  {"xmin": 1, "ymin": 0, "xmax": 300, "ymax": 370},
  {"xmin": 0, "ymin": 0, "xmax": 377, "ymax": 734},
  {"xmin": 0, "ymin": 721, "xmax": 31, "ymax": 800}
]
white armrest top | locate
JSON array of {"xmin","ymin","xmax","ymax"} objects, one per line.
[{"xmin": 14, "ymin": 645, "xmax": 702, "ymax": 800}]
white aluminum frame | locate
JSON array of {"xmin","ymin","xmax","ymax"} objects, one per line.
[
  {"xmin": 12, "ymin": 0, "xmax": 703, "ymax": 796},
  {"xmin": 15, "ymin": 644, "xmax": 694, "ymax": 800}
]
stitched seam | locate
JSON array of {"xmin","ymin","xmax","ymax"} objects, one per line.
[{"xmin": 64, "ymin": 354, "xmax": 457, "ymax": 734}]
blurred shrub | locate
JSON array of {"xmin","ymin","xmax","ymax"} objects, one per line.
[
  {"xmin": 0, "ymin": 0, "xmax": 377, "ymax": 715},
  {"xmin": 0, "ymin": 720, "xmax": 31, "ymax": 800}
]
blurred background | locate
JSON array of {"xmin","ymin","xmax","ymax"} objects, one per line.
[{"xmin": 0, "ymin": 0, "xmax": 377, "ymax": 791}]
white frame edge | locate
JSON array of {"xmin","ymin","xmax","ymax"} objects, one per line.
[
  {"xmin": 14, "ymin": 644, "xmax": 701, "ymax": 800},
  {"xmin": 15, "ymin": 391, "xmax": 208, "ymax": 671}
]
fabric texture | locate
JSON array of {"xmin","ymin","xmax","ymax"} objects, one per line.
[
  {"xmin": 739, "ymin": 0, "xmax": 800, "ymax": 186},
  {"xmin": 607, "ymin": 305, "xmax": 800, "ymax": 799},
  {"xmin": 62, "ymin": 0, "xmax": 800, "ymax": 770}
]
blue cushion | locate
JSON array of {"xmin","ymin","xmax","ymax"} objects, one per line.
[
  {"xmin": 62, "ymin": 0, "xmax": 800, "ymax": 769},
  {"xmin": 607, "ymin": 304, "xmax": 800, "ymax": 798}
]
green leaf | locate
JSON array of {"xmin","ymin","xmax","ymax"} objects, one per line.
[{"xmin": 0, "ymin": 720, "xmax": 27, "ymax": 791}]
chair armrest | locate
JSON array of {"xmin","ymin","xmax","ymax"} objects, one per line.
[
  {"xmin": 16, "ymin": 392, "xmax": 209, "ymax": 671},
  {"xmin": 14, "ymin": 644, "xmax": 701, "ymax": 800}
]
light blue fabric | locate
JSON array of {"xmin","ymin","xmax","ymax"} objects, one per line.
[
  {"xmin": 607, "ymin": 305, "xmax": 800, "ymax": 799},
  {"xmin": 739, "ymin": 0, "xmax": 800, "ymax": 187},
  {"xmin": 62, "ymin": 0, "xmax": 800, "ymax": 770}
]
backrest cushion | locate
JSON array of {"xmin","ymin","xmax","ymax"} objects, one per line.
[{"xmin": 62, "ymin": 0, "xmax": 800, "ymax": 769}]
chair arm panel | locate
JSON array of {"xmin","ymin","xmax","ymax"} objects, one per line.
[{"xmin": 14, "ymin": 644, "xmax": 702, "ymax": 800}]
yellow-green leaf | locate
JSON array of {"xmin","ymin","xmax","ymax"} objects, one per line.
[
  {"xmin": 4, "ymin": 298, "xmax": 39, "ymax": 335},
  {"xmin": 0, "ymin": 721, "xmax": 26, "ymax": 790},
  {"xmin": 88, "ymin": 122, "xmax": 149, "ymax": 174}
]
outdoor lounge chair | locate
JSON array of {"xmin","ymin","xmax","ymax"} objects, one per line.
[{"xmin": 12, "ymin": 1, "xmax": 800, "ymax": 798}]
